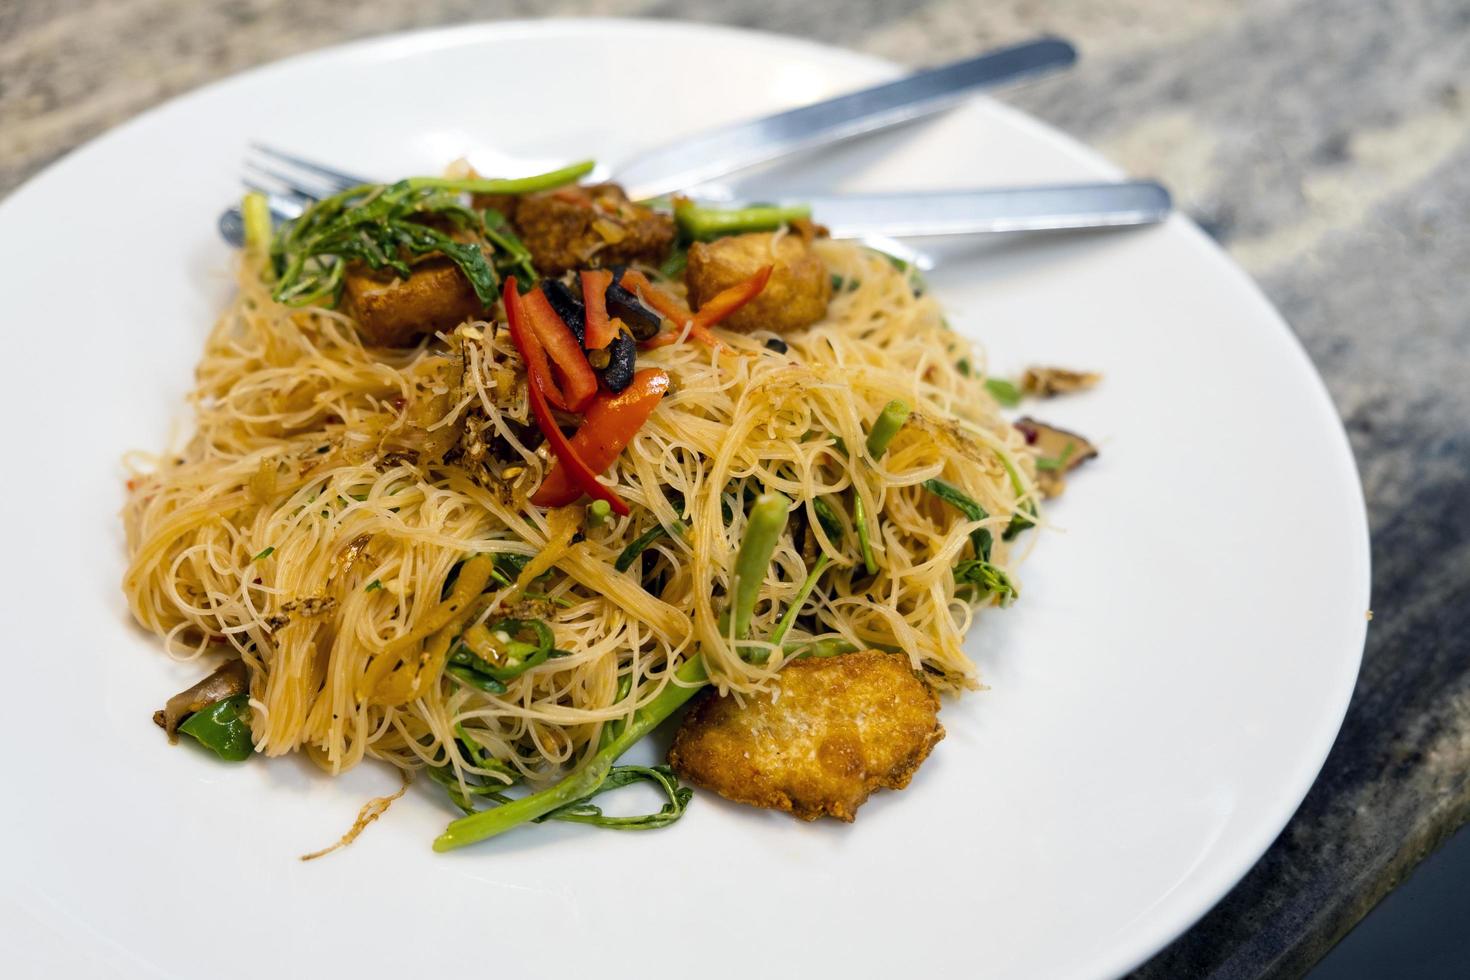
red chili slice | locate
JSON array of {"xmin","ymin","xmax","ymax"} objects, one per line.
[
  {"xmin": 522, "ymin": 286, "xmax": 599, "ymax": 412},
  {"xmin": 503, "ymin": 278, "xmax": 629, "ymax": 516},
  {"xmin": 580, "ymin": 269, "xmax": 618, "ymax": 351},
  {"xmin": 531, "ymin": 367, "xmax": 670, "ymax": 508}
]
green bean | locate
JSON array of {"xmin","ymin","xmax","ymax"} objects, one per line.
[
  {"xmin": 865, "ymin": 399, "xmax": 911, "ymax": 459},
  {"xmin": 674, "ymin": 200, "xmax": 813, "ymax": 241}
]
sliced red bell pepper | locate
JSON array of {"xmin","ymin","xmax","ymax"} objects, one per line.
[
  {"xmin": 503, "ymin": 278, "xmax": 629, "ymax": 516},
  {"xmin": 691, "ymin": 264, "xmax": 772, "ymax": 329},
  {"xmin": 531, "ymin": 367, "xmax": 670, "ymax": 508},
  {"xmin": 580, "ymin": 269, "xmax": 618, "ymax": 351},
  {"xmin": 522, "ymin": 286, "xmax": 599, "ymax": 413},
  {"xmin": 617, "ymin": 270, "xmax": 721, "ymax": 349}
]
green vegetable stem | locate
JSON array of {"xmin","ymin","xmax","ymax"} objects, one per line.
[{"xmin": 673, "ymin": 200, "xmax": 813, "ymax": 241}]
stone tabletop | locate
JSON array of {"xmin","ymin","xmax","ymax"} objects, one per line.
[{"xmin": 5, "ymin": 1, "xmax": 1467, "ymax": 975}]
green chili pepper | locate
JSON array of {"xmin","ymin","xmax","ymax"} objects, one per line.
[
  {"xmin": 177, "ymin": 695, "xmax": 253, "ymax": 761},
  {"xmin": 452, "ymin": 618, "xmax": 556, "ymax": 682}
]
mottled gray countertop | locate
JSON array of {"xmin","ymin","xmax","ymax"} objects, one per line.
[{"xmin": 5, "ymin": 1, "xmax": 1468, "ymax": 976}]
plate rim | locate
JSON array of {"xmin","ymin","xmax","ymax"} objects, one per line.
[{"xmin": 0, "ymin": 18, "xmax": 1370, "ymax": 979}]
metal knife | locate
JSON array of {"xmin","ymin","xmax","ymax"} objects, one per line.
[
  {"xmin": 614, "ymin": 37, "xmax": 1077, "ymax": 200},
  {"xmin": 780, "ymin": 182, "xmax": 1174, "ymax": 239}
]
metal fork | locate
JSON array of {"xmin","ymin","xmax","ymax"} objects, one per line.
[{"xmin": 219, "ymin": 143, "xmax": 1172, "ymax": 251}]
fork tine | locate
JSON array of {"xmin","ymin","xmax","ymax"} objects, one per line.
[
  {"xmin": 243, "ymin": 159, "xmax": 346, "ymax": 203},
  {"xmin": 249, "ymin": 143, "xmax": 372, "ymax": 192}
]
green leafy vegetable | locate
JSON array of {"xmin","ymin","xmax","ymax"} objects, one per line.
[
  {"xmin": 252, "ymin": 546, "xmax": 274, "ymax": 561},
  {"xmin": 445, "ymin": 663, "xmax": 509, "ymax": 695},
  {"xmin": 433, "ymin": 655, "xmax": 710, "ymax": 850},
  {"xmin": 955, "ymin": 558, "xmax": 1019, "ymax": 606},
  {"xmin": 673, "ymin": 200, "xmax": 813, "ymax": 241},
  {"xmin": 269, "ymin": 161, "xmax": 594, "ymax": 309},
  {"xmin": 984, "ymin": 377, "xmax": 1023, "ymax": 408},
  {"xmin": 539, "ymin": 765, "xmax": 693, "ymax": 830},
  {"xmin": 177, "ymin": 695, "xmax": 253, "ymax": 761},
  {"xmin": 614, "ymin": 522, "xmax": 682, "ymax": 573},
  {"xmin": 922, "ymin": 477, "xmax": 993, "ymax": 562}
]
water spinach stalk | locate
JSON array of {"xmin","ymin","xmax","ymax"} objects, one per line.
[{"xmin": 433, "ymin": 492, "xmax": 792, "ymax": 851}]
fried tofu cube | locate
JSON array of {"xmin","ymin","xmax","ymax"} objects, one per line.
[
  {"xmin": 684, "ymin": 231, "xmax": 831, "ymax": 333},
  {"xmin": 342, "ymin": 258, "xmax": 486, "ymax": 347},
  {"xmin": 668, "ymin": 650, "xmax": 944, "ymax": 822}
]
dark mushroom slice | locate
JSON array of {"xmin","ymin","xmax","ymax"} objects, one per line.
[
  {"xmin": 152, "ymin": 658, "xmax": 249, "ymax": 741},
  {"xmin": 604, "ymin": 279, "xmax": 664, "ymax": 341},
  {"xmin": 541, "ymin": 277, "xmax": 586, "ymax": 347},
  {"xmin": 1021, "ymin": 366, "xmax": 1102, "ymax": 397},
  {"xmin": 1015, "ymin": 416, "xmax": 1098, "ymax": 499},
  {"xmin": 599, "ymin": 332, "xmax": 637, "ymax": 393}
]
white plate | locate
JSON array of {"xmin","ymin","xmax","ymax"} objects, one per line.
[{"xmin": 0, "ymin": 20, "xmax": 1368, "ymax": 980}]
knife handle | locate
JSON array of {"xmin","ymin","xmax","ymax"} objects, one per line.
[{"xmin": 615, "ymin": 38, "xmax": 1077, "ymax": 199}]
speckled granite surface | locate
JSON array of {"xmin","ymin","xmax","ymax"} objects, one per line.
[{"xmin": 5, "ymin": 2, "xmax": 1467, "ymax": 976}]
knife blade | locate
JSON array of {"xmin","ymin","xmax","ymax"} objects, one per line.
[
  {"xmin": 614, "ymin": 38, "xmax": 1077, "ymax": 200},
  {"xmin": 746, "ymin": 182, "xmax": 1173, "ymax": 238}
]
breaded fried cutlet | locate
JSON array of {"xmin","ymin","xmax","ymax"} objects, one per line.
[{"xmin": 667, "ymin": 650, "xmax": 944, "ymax": 822}]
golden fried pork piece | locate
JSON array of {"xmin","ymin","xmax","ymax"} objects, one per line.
[
  {"xmin": 512, "ymin": 183, "xmax": 676, "ymax": 275},
  {"xmin": 342, "ymin": 258, "xmax": 486, "ymax": 347},
  {"xmin": 668, "ymin": 650, "xmax": 943, "ymax": 822},
  {"xmin": 684, "ymin": 229, "xmax": 831, "ymax": 333}
]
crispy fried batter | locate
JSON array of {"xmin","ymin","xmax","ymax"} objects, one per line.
[
  {"xmin": 668, "ymin": 650, "xmax": 943, "ymax": 822},
  {"xmin": 512, "ymin": 183, "xmax": 675, "ymax": 275},
  {"xmin": 342, "ymin": 258, "xmax": 485, "ymax": 347},
  {"xmin": 684, "ymin": 230, "xmax": 831, "ymax": 333}
]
